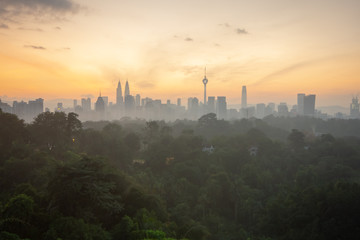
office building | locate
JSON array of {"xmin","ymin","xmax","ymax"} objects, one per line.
[{"xmin": 217, "ymin": 96, "xmax": 227, "ymax": 119}]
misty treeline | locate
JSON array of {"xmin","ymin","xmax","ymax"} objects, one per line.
[{"xmin": 1, "ymin": 110, "xmax": 360, "ymax": 240}]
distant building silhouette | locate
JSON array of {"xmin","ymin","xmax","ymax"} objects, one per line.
[
  {"xmin": 241, "ymin": 86, "xmax": 247, "ymax": 109},
  {"xmin": 73, "ymin": 99, "xmax": 77, "ymax": 109},
  {"xmin": 177, "ymin": 98, "xmax": 181, "ymax": 107},
  {"xmin": 297, "ymin": 93, "xmax": 305, "ymax": 115},
  {"xmin": 207, "ymin": 96, "xmax": 216, "ymax": 113},
  {"xmin": 0, "ymin": 99, "xmax": 12, "ymax": 113},
  {"xmin": 81, "ymin": 98, "xmax": 91, "ymax": 111},
  {"xmin": 256, "ymin": 103, "xmax": 266, "ymax": 118},
  {"xmin": 136, "ymin": 94, "xmax": 141, "ymax": 107},
  {"xmin": 124, "ymin": 95, "xmax": 135, "ymax": 114},
  {"xmin": 304, "ymin": 94, "xmax": 316, "ymax": 116},
  {"xmin": 297, "ymin": 93, "xmax": 315, "ymax": 116},
  {"xmin": 102, "ymin": 96, "xmax": 109, "ymax": 109},
  {"xmin": 217, "ymin": 96, "xmax": 227, "ymax": 119},
  {"xmin": 278, "ymin": 102, "xmax": 289, "ymax": 116},
  {"xmin": 202, "ymin": 68, "xmax": 208, "ymax": 105},
  {"xmin": 95, "ymin": 94, "xmax": 105, "ymax": 112},
  {"xmin": 116, "ymin": 80, "xmax": 123, "ymax": 106},
  {"xmin": 350, "ymin": 96, "xmax": 359, "ymax": 118},
  {"xmin": 125, "ymin": 80, "xmax": 130, "ymax": 97},
  {"xmin": 55, "ymin": 102, "xmax": 63, "ymax": 112}
]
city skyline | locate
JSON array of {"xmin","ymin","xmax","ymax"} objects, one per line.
[
  {"xmin": 1, "ymin": 0, "xmax": 360, "ymax": 107},
  {"xmin": 2, "ymin": 78, "xmax": 360, "ymax": 122}
]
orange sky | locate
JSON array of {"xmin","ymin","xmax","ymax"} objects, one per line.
[{"xmin": 1, "ymin": 0, "xmax": 360, "ymax": 109}]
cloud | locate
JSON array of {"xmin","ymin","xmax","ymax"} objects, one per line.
[
  {"xmin": 0, "ymin": 0, "xmax": 79, "ymax": 13},
  {"xmin": 0, "ymin": 23, "xmax": 9, "ymax": 28},
  {"xmin": 18, "ymin": 27, "xmax": 43, "ymax": 32},
  {"xmin": 136, "ymin": 81, "xmax": 155, "ymax": 88},
  {"xmin": 253, "ymin": 54, "xmax": 353, "ymax": 86},
  {"xmin": 236, "ymin": 28, "xmax": 248, "ymax": 34},
  {"xmin": 219, "ymin": 23, "xmax": 231, "ymax": 28},
  {"xmin": 0, "ymin": 0, "xmax": 80, "ymax": 22},
  {"xmin": 24, "ymin": 45, "xmax": 46, "ymax": 50},
  {"xmin": 184, "ymin": 37, "xmax": 193, "ymax": 42},
  {"xmin": 55, "ymin": 26, "xmax": 61, "ymax": 30}
]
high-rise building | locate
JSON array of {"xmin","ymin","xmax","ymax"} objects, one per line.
[
  {"xmin": 125, "ymin": 80, "xmax": 130, "ymax": 97},
  {"xmin": 191, "ymin": 97, "xmax": 199, "ymax": 119},
  {"xmin": 116, "ymin": 80, "xmax": 123, "ymax": 106},
  {"xmin": 0, "ymin": 99, "xmax": 12, "ymax": 113},
  {"xmin": 124, "ymin": 95, "xmax": 135, "ymax": 114},
  {"xmin": 73, "ymin": 99, "xmax": 78, "ymax": 109},
  {"xmin": 303, "ymin": 94, "xmax": 316, "ymax": 116},
  {"xmin": 177, "ymin": 98, "xmax": 181, "ymax": 107},
  {"xmin": 207, "ymin": 96, "xmax": 215, "ymax": 113},
  {"xmin": 81, "ymin": 98, "xmax": 91, "ymax": 111},
  {"xmin": 136, "ymin": 94, "xmax": 141, "ymax": 107},
  {"xmin": 278, "ymin": 102, "xmax": 289, "ymax": 116},
  {"xmin": 102, "ymin": 96, "xmax": 109, "ymax": 108},
  {"xmin": 241, "ymin": 86, "xmax": 247, "ymax": 109},
  {"xmin": 95, "ymin": 94, "xmax": 105, "ymax": 112},
  {"xmin": 217, "ymin": 96, "xmax": 227, "ymax": 119},
  {"xmin": 350, "ymin": 97, "xmax": 359, "ymax": 118},
  {"xmin": 187, "ymin": 97, "xmax": 193, "ymax": 111},
  {"xmin": 55, "ymin": 102, "xmax": 63, "ymax": 112},
  {"xmin": 297, "ymin": 93, "xmax": 315, "ymax": 116},
  {"xmin": 28, "ymin": 98, "xmax": 43, "ymax": 118},
  {"xmin": 256, "ymin": 103, "xmax": 266, "ymax": 118},
  {"xmin": 297, "ymin": 93, "xmax": 305, "ymax": 115},
  {"xmin": 202, "ymin": 68, "xmax": 208, "ymax": 105}
]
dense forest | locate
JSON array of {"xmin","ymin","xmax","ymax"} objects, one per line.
[{"xmin": 1, "ymin": 109, "xmax": 360, "ymax": 240}]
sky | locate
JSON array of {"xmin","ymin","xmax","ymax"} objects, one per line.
[{"xmin": 1, "ymin": 0, "xmax": 360, "ymax": 109}]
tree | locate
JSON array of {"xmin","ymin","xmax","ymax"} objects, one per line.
[
  {"xmin": 287, "ymin": 129, "xmax": 305, "ymax": 150},
  {"xmin": 47, "ymin": 157, "xmax": 123, "ymax": 221},
  {"xmin": 29, "ymin": 112, "xmax": 82, "ymax": 153},
  {"xmin": 0, "ymin": 111, "xmax": 27, "ymax": 161}
]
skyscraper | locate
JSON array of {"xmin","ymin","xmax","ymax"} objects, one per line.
[
  {"xmin": 95, "ymin": 94, "xmax": 105, "ymax": 112},
  {"xmin": 207, "ymin": 96, "xmax": 215, "ymax": 113},
  {"xmin": 202, "ymin": 68, "xmax": 208, "ymax": 105},
  {"xmin": 297, "ymin": 93, "xmax": 305, "ymax": 115},
  {"xmin": 350, "ymin": 96, "xmax": 359, "ymax": 118},
  {"xmin": 303, "ymin": 94, "xmax": 316, "ymax": 116},
  {"xmin": 124, "ymin": 95, "xmax": 135, "ymax": 114},
  {"xmin": 116, "ymin": 80, "xmax": 123, "ymax": 106},
  {"xmin": 241, "ymin": 86, "xmax": 247, "ymax": 109},
  {"xmin": 136, "ymin": 94, "xmax": 141, "ymax": 107},
  {"xmin": 217, "ymin": 96, "xmax": 227, "ymax": 119},
  {"xmin": 297, "ymin": 93, "xmax": 315, "ymax": 116},
  {"xmin": 81, "ymin": 98, "xmax": 91, "ymax": 111},
  {"xmin": 125, "ymin": 80, "xmax": 130, "ymax": 97},
  {"xmin": 102, "ymin": 96, "xmax": 109, "ymax": 108}
]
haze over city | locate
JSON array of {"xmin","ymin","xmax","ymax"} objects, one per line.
[{"xmin": 1, "ymin": 0, "xmax": 360, "ymax": 108}]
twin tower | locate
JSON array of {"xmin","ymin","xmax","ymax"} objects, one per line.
[{"xmin": 116, "ymin": 80, "xmax": 130, "ymax": 106}]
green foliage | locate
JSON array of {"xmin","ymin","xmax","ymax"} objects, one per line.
[
  {"xmin": 44, "ymin": 217, "xmax": 110, "ymax": 240},
  {"xmin": 47, "ymin": 157, "xmax": 123, "ymax": 221},
  {"xmin": 0, "ymin": 111, "xmax": 27, "ymax": 161},
  {"xmin": 1, "ymin": 112, "xmax": 360, "ymax": 240}
]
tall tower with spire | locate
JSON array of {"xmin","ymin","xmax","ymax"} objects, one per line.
[
  {"xmin": 202, "ymin": 68, "xmax": 208, "ymax": 105},
  {"xmin": 125, "ymin": 80, "xmax": 130, "ymax": 97},
  {"xmin": 241, "ymin": 86, "xmax": 247, "ymax": 109},
  {"xmin": 116, "ymin": 80, "xmax": 123, "ymax": 106}
]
